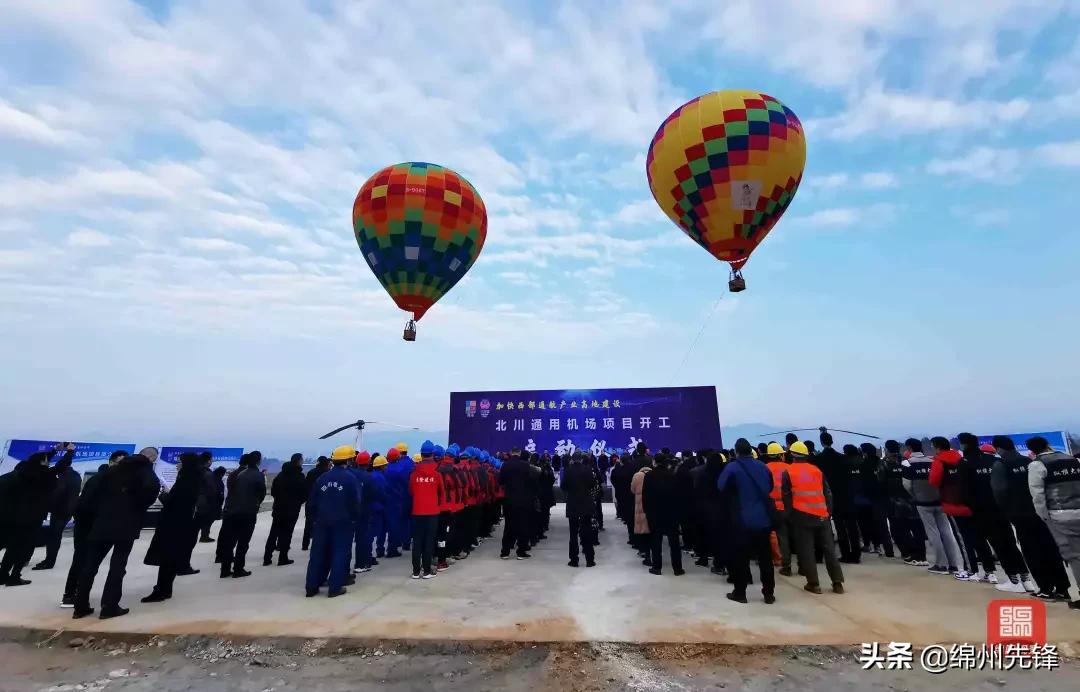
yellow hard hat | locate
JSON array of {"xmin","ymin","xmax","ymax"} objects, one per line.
[
  {"xmin": 331, "ymin": 445, "xmax": 357, "ymax": 461},
  {"xmin": 719, "ymin": 452, "xmax": 727, "ymax": 463},
  {"xmin": 395, "ymin": 442, "xmax": 408, "ymax": 453},
  {"xmin": 789, "ymin": 441, "xmax": 810, "ymax": 457},
  {"xmin": 751, "ymin": 449, "xmax": 758, "ymax": 459},
  {"xmin": 766, "ymin": 442, "xmax": 785, "ymax": 457},
  {"xmin": 412, "ymin": 453, "xmax": 422, "ymax": 462},
  {"xmin": 372, "ymin": 455, "xmax": 388, "ymax": 468}
]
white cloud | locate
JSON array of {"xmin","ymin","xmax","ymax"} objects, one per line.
[
  {"xmin": 66, "ymin": 228, "xmax": 113, "ymax": 248},
  {"xmin": 795, "ymin": 204, "xmax": 898, "ymax": 228},
  {"xmin": 805, "ymin": 171, "xmax": 898, "ymax": 191},
  {"xmin": 1036, "ymin": 140, "xmax": 1080, "ymax": 168},
  {"xmin": 927, "ymin": 147, "xmax": 1022, "ymax": 181},
  {"xmin": 180, "ymin": 237, "xmax": 249, "ymax": 253},
  {"xmin": 0, "ymin": 101, "xmax": 80, "ymax": 146},
  {"xmin": 612, "ymin": 198, "xmax": 664, "ymax": 226},
  {"xmin": 859, "ymin": 172, "xmax": 898, "ymax": 189}
]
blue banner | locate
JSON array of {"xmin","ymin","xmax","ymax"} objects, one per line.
[
  {"xmin": 156, "ymin": 446, "xmax": 244, "ymax": 487},
  {"xmin": 976, "ymin": 431, "xmax": 1071, "ymax": 454},
  {"xmin": 1, "ymin": 439, "xmax": 136, "ymax": 475},
  {"xmin": 448, "ymin": 386, "xmax": 722, "ymax": 456}
]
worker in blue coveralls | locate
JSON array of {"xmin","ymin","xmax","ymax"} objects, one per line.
[
  {"xmin": 396, "ymin": 443, "xmax": 415, "ymax": 552},
  {"xmin": 349, "ymin": 451, "xmax": 373, "ymax": 575},
  {"xmin": 380, "ymin": 448, "xmax": 405, "ymax": 559},
  {"xmin": 305, "ymin": 446, "xmax": 361, "ymax": 598},
  {"xmin": 360, "ymin": 454, "xmax": 389, "ymax": 571}
]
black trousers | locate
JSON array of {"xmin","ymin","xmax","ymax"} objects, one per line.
[
  {"xmin": 869, "ymin": 502, "xmax": 894, "ymax": 556},
  {"xmin": 75, "ymin": 539, "xmax": 134, "ymax": 611},
  {"xmin": 219, "ymin": 513, "xmax": 257, "ymax": 573},
  {"xmin": 593, "ymin": 493, "xmax": 604, "ymax": 530},
  {"xmin": 1013, "ymin": 515, "xmax": 1070, "ymax": 593},
  {"xmin": 63, "ymin": 520, "xmax": 92, "ymax": 599},
  {"xmin": 888, "ymin": 504, "xmax": 926, "ymax": 560},
  {"xmin": 155, "ymin": 564, "xmax": 177, "ymax": 596},
  {"xmin": 0, "ymin": 526, "xmax": 35, "ymax": 580},
  {"xmin": 301, "ymin": 507, "xmax": 314, "ymax": 550},
  {"xmin": 411, "ymin": 515, "xmax": 439, "ymax": 574},
  {"xmin": 436, "ymin": 512, "xmax": 452, "ymax": 562},
  {"xmin": 952, "ymin": 514, "xmax": 996, "ymax": 573},
  {"xmin": 834, "ymin": 514, "xmax": 862, "ymax": 561},
  {"xmin": 197, "ymin": 513, "xmax": 217, "ymax": 541},
  {"xmin": 730, "ymin": 529, "xmax": 775, "ymax": 597},
  {"xmin": 976, "ymin": 512, "xmax": 1026, "ymax": 577},
  {"xmin": 500, "ymin": 506, "xmax": 531, "ymax": 556},
  {"xmin": 264, "ymin": 511, "xmax": 300, "ymax": 561},
  {"xmin": 41, "ymin": 512, "xmax": 72, "ymax": 566},
  {"xmin": 650, "ymin": 528, "xmax": 683, "ymax": 573},
  {"xmin": 568, "ymin": 514, "xmax": 595, "ymax": 564}
]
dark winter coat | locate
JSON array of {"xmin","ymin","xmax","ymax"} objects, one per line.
[
  {"xmin": 194, "ymin": 467, "xmax": 222, "ymax": 519},
  {"xmin": 817, "ymin": 447, "xmax": 853, "ymax": 515},
  {"xmin": 539, "ymin": 464, "xmax": 557, "ymax": 509},
  {"xmin": 144, "ymin": 457, "xmax": 201, "ymax": 567},
  {"xmin": 223, "ymin": 466, "xmax": 267, "ymax": 516},
  {"xmin": 0, "ymin": 450, "xmax": 73, "ymax": 529},
  {"xmin": 610, "ymin": 460, "xmax": 635, "ymax": 522},
  {"xmin": 50, "ymin": 465, "xmax": 83, "ymax": 517},
  {"xmin": 641, "ymin": 464, "xmax": 681, "ymax": 534},
  {"xmin": 87, "ymin": 455, "xmax": 161, "ymax": 543},
  {"xmin": 561, "ymin": 462, "xmax": 598, "ymax": 518},
  {"xmin": 498, "ymin": 457, "xmax": 536, "ymax": 509},
  {"xmin": 991, "ymin": 450, "xmax": 1037, "ymax": 518},
  {"xmin": 270, "ymin": 462, "xmax": 308, "ymax": 519}
]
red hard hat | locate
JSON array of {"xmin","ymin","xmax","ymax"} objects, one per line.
[
  {"xmin": 356, "ymin": 451, "xmax": 371, "ymax": 465},
  {"xmin": 387, "ymin": 448, "xmax": 401, "ymax": 462},
  {"xmin": 979, "ymin": 444, "xmax": 996, "ymax": 453}
]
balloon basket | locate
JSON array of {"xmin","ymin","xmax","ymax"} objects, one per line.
[
  {"xmin": 728, "ymin": 269, "xmax": 746, "ymax": 293},
  {"xmin": 403, "ymin": 319, "xmax": 417, "ymax": 342}
]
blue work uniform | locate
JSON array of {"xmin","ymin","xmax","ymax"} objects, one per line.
[
  {"xmin": 351, "ymin": 467, "xmax": 372, "ymax": 571},
  {"xmin": 359, "ymin": 469, "xmax": 387, "ymax": 568},
  {"xmin": 304, "ymin": 465, "xmax": 361, "ymax": 594},
  {"xmin": 381, "ymin": 461, "xmax": 406, "ymax": 556},
  {"xmin": 398, "ymin": 456, "xmax": 415, "ymax": 550}
]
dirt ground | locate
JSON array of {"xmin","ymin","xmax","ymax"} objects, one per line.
[{"xmin": 0, "ymin": 631, "xmax": 1076, "ymax": 692}]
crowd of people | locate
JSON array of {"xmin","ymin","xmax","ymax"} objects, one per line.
[{"xmin": 0, "ymin": 430, "xmax": 1077, "ymax": 618}]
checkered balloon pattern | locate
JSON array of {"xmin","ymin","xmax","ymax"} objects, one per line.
[
  {"xmin": 352, "ymin": 162, "xmax": 487, "ymax": 321},
  {"xmin": 646, "ymin": 90, "xmax": 806, "ymax": 268}
]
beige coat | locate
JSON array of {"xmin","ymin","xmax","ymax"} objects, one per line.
[{"xmin": 631, "ymin": 467, "xmax": 652, "ymax": 534}]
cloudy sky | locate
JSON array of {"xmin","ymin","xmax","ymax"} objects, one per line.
[{"xmin": 2, "ymin": 0, "xmax": 1079, "ymax": 455}]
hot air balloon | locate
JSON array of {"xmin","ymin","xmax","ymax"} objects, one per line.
[
  {"xmin": 646, "ymin": 90, "xmax": 806, "ymax": 292},
  {"xmin": 352, "ymin": 162, "xmax": 487, "ymax": 340}
]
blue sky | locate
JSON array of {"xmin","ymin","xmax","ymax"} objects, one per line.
[{"xmin": 1, "ymin": 1, "xmax": 1079, "ymax": 457}]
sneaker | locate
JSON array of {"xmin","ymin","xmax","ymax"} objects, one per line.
[
  {"xmin": 982, "ymin": 572, "xmax": 999, "ymax": 584},
  {"xmin": 436, "ymin": 562, "xmax": 449, "ymax": 572},
  {"xmin": 500, "ymin": 554, "xmax": 511, "ymax": 560},
  {"xmin": 902, "ymin": 558, "xmax": 917, "ymax": 566},
  {"xmin": 953, "ymin": 570, "xmax": 973, "ymax": 581},
  {"xmin": 60, "ymin": 596, "xmax": 75, "ymax": 609},
  {"xmin": 912, "ymin": 560, "xmax": 930, "ymax": 567},
  {"xmin": 1069, "ymin": 600, "xmax": 1080, "ymax": 610},
  {"xmin": 422, "ymin": 571, "xmax": 436, "ymax": 579},
  {"xmin": 1021, "ymin": 579, "xmax": 1038, "ymax": 593},
  {"xmin": 1034, "ymin": 590, "xmax": 1058, "ymax": 600},
  {"xmin": 411, "ymin": 572, "xmax": 422, "ymax": 579},
  {"xmin": 356, "ymin": 566, "xmax": 372, "ymax": 573},
  {"xmin": 763, "ymin": 593, "xmax": 776, "ymax": 604},
  {"xmin": 996, "ymin": 581, "xmax": 1026, "ymax": 594},
  {"xmin": 516, "ymin": 553, "xmax": 532, "ymax": 560},
  {"xmin": 832, "ymin": 582, "xmax": 845, "ymax": 594},
  {"xmin": 927, "ymin": 565, "xmax": 949, "ymax": 575}
]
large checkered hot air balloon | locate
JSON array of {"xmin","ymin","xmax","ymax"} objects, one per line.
[
  {"xmin": 646, "ymin": 90, "xmax": 806, "ymax": 292},
  {"xmin": 352, "ymin": 162, "xmax": 487, "ymax": 340}
]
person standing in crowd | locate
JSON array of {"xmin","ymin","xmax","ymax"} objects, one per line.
[
  {"xmin": 611, "ymin": 453, "xmax": 635, "ymax": 546},
  {"xmin": 763, "ymin": 443, "xmax": 792, "ymax": 576},
  {"xmin": 0, "ymin": 443, "xmax": 75, "ymax": 586},
  {"xmin": 929, "ymin": 437, "xmax": 996, "ymax": 582},
  {"xmin": 881, "ymin": 440, "xmax": 927, "ymax": 566},
  {"xmin": 73, "ymin": 448, "xmax": 160, "ymax": 619},
  {"xmin": 785, "ymin": 442, "xmax": 845, "ymax": 594},
  {"xmin": 991, "ymin": 436, "xmax": 1062, "ymax": 597},
  {"xmin": 61, "ymin": 457, "xmax": 123, "ymax": 607},
  {"xmin": 409, "ymin": 443, "xmax": 444, "ymax": 579},
  {"xmin": 301, "ymin": 456, "xmax": 330, "ymax": 551},
  {"xmin": 903, "ymin": 438, "xmax": 963, "ymax": 575},
  {"xmin": 859, "ymin": 443, "xmax": 893, "ymax": 557},
  {"xmin": 642, "ymin": 453, "xmax": 684, "ymax": 576},
  {"xmin": 396, "ymin": 443, "xmax": 414, "ymax": 554},
  {"xmin": 675, "ymin": 452, "xmax": 697, "ymax": 557},
  {"xmin": 592, "ymin": 454, "xmax": 607, "ymax": 535},
  {"xmin": 630, "ymin": 450, "xmax": 652, "ymax": 565},
  {"xmin": 356, "ymin": 452, "xmax": 385, "ymax": 573},
  {"xmin": 845, "ymin": 444, "xmax": 876, "ymax": 558},
  {"xmin": 538, "ymin": 454, "xmax": 556, "ymax": 541},
  {"xmin": 217, "ymin": 452, "xmax": 266, "ymax": 579},
  {"xmin": 958, "ymin": 434, "xmax": 1030, "ymax": 590},
  {"xmin": 435, "ymin": 444, "xmax": 459, "ymax": 570},
  {"xmin": 141, "ymin": 452, "xmax": 201, "ymax": 603},
  {"xmin": 1026, "ymin": 436, "xmax": 1080, "ymax": 609},
  {"xmin": 719, "ymin": 439, "xmax": 775, "ymax": 604},
  {"xmin": 561, "ymin": 452, "xmax": 598, "ymax": 568},
  {"xmin": 33, "ymin": 447, "xmax": 82, "ymax": 571},
  {"xmin": 196, "ymin": 457, "xmax": 224, "ymax": 543},
  {"xmin": 818, "ymin": 432, "xmax": 860, "ymax": 563},
  {"xmin": 499, "ymin": 449, "xmax": 535, "ymax": 560},
  {"xmin": 263, "ymin": 454, "xmax": 307, "ymax": 567},
  {"xmin": 305, "ymin": 447, "xmax": 361, "ymax": 598},
  {"xmin": 697, "ymin": 451, "xmax": 729, "ymax": 575},
  {"xmin": 381, "ymin": 448, "xmax": 406, "ymax": 559}
]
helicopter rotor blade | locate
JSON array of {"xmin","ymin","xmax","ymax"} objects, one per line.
[
  {"xmin": 318, "ymin": 421, "xmax": 361, "ymax": 440},
  {"xmin": 826, "ymin": 427, "xmax": 881, "ymax": 440},
  {"xmin": 366, "ymin": 421, "xmax": 421, "ymax": 431},
  {"xmin": 756, "ymin": 428, "xmax": 819, "ymax": 438}
]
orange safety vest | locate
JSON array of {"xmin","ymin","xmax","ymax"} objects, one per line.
[
  {"xmin": 765, "ymin": 460, "xmax": 788, "ymax": 511},
  {"xmin": 788, "ymin": 462, "xmax": 829, "ymax": 518}
]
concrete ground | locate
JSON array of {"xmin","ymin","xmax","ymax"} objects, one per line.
[{"xmin": 0, "ymin": 505, "xmax": 1078, "ymax": 646}]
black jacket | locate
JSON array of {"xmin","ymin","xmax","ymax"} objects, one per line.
[
  {"xmin": 271, "ymin": 463, "xmax": 308, "ymax": 518},
  {"xmin": 145, "ymin": 457, "xmax": 201, "ymax": 567},
  {"xmin": 991, "ymin": 451, "xmax": 1037, "ymax": 518},
  {"xmin": 817, "ymin": 447, "xmax": 852, "ymax": 514},
  {"xmin": 498, "ymin": 457, "xmax": 536, "ymax": 509},
  {"xmin": 538, "ymin": 464, "xmax": 557, "ymax": 509},
  {"xmin": 87, "ymin": 455, "xmax": 161, "ymax": 543},
  {"xmin": 561, "ymin": 463, "xmax": 598, "ymax": 518},
  {"xmin": 223, "ymin": 466, "xmax": 267, "ymax": 516},
  {"xmin": 610, "ymin": 460, "xmax": 635, "ymax": 521},
  {"xmin": 50, "ymin": 465, "xmax": 83, "ymax": 516},
  {"xmin": 194, "ymin": 467, "xmax": 221, "ymax": 518},
  {"xmin": 642, "ymin": 464, "xmax": 681, "ymax": 533},
  {"xmin": 0, "ymin": 449, "xmax": 73, "ymax": 529}
]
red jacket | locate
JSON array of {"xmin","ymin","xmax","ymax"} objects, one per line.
[
  {"xmin": 930, "ymin": 449, "xmax": 972, "ymax": 517},
  {"xmin": 410, "ymin": 461, "xmax": 445, "ymax": 516}
]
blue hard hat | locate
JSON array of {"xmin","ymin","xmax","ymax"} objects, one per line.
[
  {"xmin": 447, "ymin": 443, "xmax": 460, "ymax": 457},
  {"xmin": 421, "ymin": 440, "xmax": 435, "ymax": 456},
  {"xmin": 433, "ymin": 444, "xmax": 445, "ymax": 457},
  {"xmin": 460, "ymin": 447, "xmax": 472, "ymax": 459}
]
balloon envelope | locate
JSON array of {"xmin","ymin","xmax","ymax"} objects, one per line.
[
  {"xmin": 352, "ymin": 162, "xmax": 487, "ymax": 320},
  {"xmin": 646, "ymin": 90, "xmax": 806, "ymax": 269}
]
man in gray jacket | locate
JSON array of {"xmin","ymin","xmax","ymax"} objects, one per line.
[
  {"xmin": 902, "ymin": 438, "xmax": 963, "ymax": 575},
  {"xmin": 1026, "ymin": 436, "xmax": 1080, "ymax": 609}
]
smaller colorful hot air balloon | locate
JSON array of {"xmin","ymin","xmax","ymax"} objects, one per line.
[
  {"xmin": 646, "ymin": 90, "xmax": 806, "ymax": 292},
  {"xmin": 352, "ymin": 162, "xmax": 487, "ymax": 340}
]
